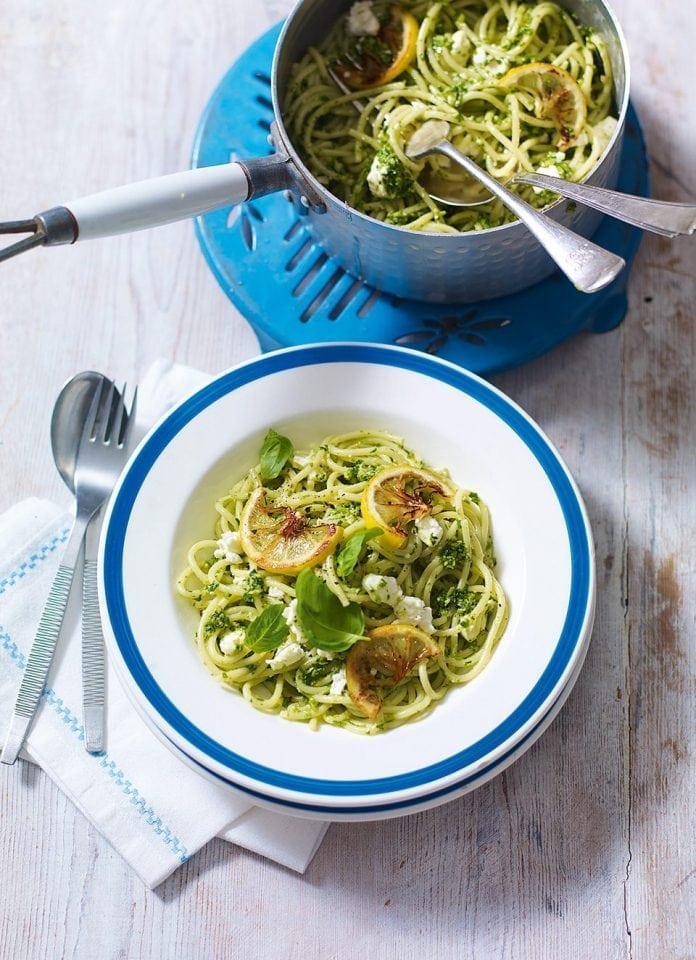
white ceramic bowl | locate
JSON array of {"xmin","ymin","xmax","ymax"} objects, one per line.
[
  {"xmin": 100, "ymin": 343, "xmax": 595, "ymax": 813},
  {"xmin": 113, "ymin": 615, "xmax": 593, "ymax": 821}
]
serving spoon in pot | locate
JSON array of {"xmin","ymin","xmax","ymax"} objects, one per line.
[
  {"xmin": 328, "ymin": 70, "xmax": 623, "ymax": 292},
  {"xmin": 405, "ymin": 121, "xmax": 625, "ymax": 294}
]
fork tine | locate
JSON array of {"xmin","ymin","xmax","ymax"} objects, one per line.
[
  {"xmin": 104, "ymin": 384, "xmax": 125, "ymax": 445},
  {"xmin": 94, "ymin": 381, "xmax": 117, "ymax": 443},
  {"xmin": 113, "ymin": 382, "xmax": 127, "ymax": 446},
  {"xmin": 118, "ymin": 385, "xmax": 138, "ymax": 446},
  {"xmin": 113, "ymin": 382, "xmax": 129, "ymax": 445}
]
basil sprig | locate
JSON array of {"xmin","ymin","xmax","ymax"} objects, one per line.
[
  {"xmin": 246, "ymin": 604, "xmax": 289, "ymax": 652},
  {"xmin": 336, "ymin": 528, "xmax": 382, "ymax": 578},
  {"xmin": 295, "ymin": 569, "xmax": 365, "ymax": 652},
  {"xmin": 259, "ymin": 429, "xmax": 294, "ymax": 481}
]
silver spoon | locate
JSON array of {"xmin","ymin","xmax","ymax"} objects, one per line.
[
  {"xmin": 415, "ymin": 122, "xmax": 696, "ymax": 237},
  {"xmin": 50, "ymin": 371, "xmax": 104, "ymax": 492},
  {"xmin": 50, "ymin": 371, "xmax": 114, "ymax": 753},
  {"xmin": 406, "ymin": 121, "xmax": 625, "ymax": 294},
  {"xmin": 326, "ymin": 73, "xmax": 623, "ymax": 291}
]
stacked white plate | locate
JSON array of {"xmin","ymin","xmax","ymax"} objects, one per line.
[{"xmin": 99, "ymin": 343, "xmax": 595, "ymax": 821}]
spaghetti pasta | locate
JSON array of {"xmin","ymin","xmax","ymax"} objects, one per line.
[
  {"xmin": 176, "ymin": 430, "xmax": 508, "ymax": 734},
  {"xmin": 283, "ymin": 0, "xmax": 617, "ymax": 232}
]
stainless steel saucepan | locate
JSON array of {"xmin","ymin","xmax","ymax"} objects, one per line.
[{"xmin": 0, "ymin": 0, "xmax": 633, "ymax": 302}]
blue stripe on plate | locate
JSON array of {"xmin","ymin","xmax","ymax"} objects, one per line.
[
  {"xmin": 167, "ymin": 729, "xmax": 524, "ymax": 815},
  {"xmin": 160, "ymin": 662, "xmax": 573, "ymax": 816},
  {"xmin": 104, "ymin": 343, "xmax": 592, "ymax": 798}
]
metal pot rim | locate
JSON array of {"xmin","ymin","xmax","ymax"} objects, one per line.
[{"xmin": 270, "ymin": 0, "xmax": 631, "ymax": 240}]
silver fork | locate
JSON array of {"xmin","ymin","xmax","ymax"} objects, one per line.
[
  {"xmin": 1, "ymin": 379, "xmax": 137, "ymax": 765},
  {"xmin": 82, "ymin": 382, "xmax": 137, "ymax": 753}
]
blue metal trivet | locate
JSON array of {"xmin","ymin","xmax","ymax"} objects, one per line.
[{"xmin": 192, "ymin": 23, "xmax": 648, "ymax": 375}]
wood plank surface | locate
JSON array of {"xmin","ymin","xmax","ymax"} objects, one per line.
[{"xmin": 0, "ymin": 1, "xmax": 693, "ymax": 958}]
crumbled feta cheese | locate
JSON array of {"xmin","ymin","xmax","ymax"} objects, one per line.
[
  {"xmin": 394, "ymin": 595, "xmax": 435, "ymax": 634},
  {"xmin": 363, "ymin": 574, "xmax": 403, "ymax": 607},
  {"xmin": 230, "ymin": 572, "xmax": 251, "ymax": 592},
  {"xmin": 471, "ymin": 45, "xmax": 508, "ymax": 75},
  {"xmin": 282, "ymin": 599, "xmax": 309, "ymax": 645},
  {"xmin": 451, "ymin": 30, "xmax": 470, "ymax": 55},
  {"xmin": 487, "ymin": 57, "xmax": 509, "ymax": 76},
  {"xmin": 330, "ymin": 667, "xmax": 347, "ymax": 696},
  {"xmin": 282, "ymin": 599, "xmax": 297, "ymax": 625},
  {"xmin": 268, "ymin": 641, "xmax": 306, "ymax": 670},
  {"xmin": 267, "ymin": 583, "xmax": 285, "ymax": 600},
  {"xmin": 219, "ymin": 628, "xmax": 245, "ymax": 655},
  {"xmin": 214, "ymin": 530, "xmax": 243, "ymax": 563},
  {"xmin": 531, "ymin": 164, "xmax": 563, "ymax": 194},
  {"xmin": 415, "ymin": 515, "xmax": 443, "ymax": 547},
  {"xmin": 347, "ymin": 0, "xmax": 380, "ymax": 36},
  {"xmin": 366, "ymin": 154, "xmax": 392, "ymax": 199},
  {"xmin": 407, "ymin": 119, "xmax": 451, "ymax": 158},
  {"xmin": 537, "ymin": 164, "xmax": 563, "ymax": 179},
  {"xmin": 362, "ymin": 576, "xmax": 434, "ymax": 632}
]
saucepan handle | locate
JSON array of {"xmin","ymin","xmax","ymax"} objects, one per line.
[{"xmin": 33, "ymin": 156, "xmax": 295, "ymax": 245}]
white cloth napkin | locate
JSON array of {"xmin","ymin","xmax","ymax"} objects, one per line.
[{"xmin": 0, "ymin": 360, "xmax": 329, "ymax": 889}]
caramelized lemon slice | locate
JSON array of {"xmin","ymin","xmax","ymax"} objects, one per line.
[
  {"xmin": 361, "ymin": 466, "xmax": 453, "ymax": 549},
  {"xmin": 346, "ymin": 623, "xmax": 440, "ymax": 719},
  {"xmin": 500, "ymin": 62, "xmax": 587, "ymax": 147},
  {"xmin": 334, "ymin": 4, "xmax": 419, "ymax": 89},
  {"xmin": 239, "ymin": 489, "xmax": 342, "ymax": 575}
]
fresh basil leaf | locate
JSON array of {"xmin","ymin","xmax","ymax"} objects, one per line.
[
  {"xmin": 246, "ymin": 604, "xmax": 289, "ymax": 652},
  {"xmin": 259, "ymin": 429, "xmax": 294, "ymax": 481},
  {"xmin": 295, "ymin": 569, "xmax": 365, "ymax": 652},
  {"xmin": 336, "ymin": 528, "xmax": 382, "ymax": 578}
]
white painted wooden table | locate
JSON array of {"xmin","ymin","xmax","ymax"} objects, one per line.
[{"xmin": 1, "ymin": 2, "xmax": 694, "ymax": 957}]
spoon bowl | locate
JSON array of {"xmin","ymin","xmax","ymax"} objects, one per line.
[
  {"xmin": 419, "ymin": 167, "xmax": 492, "ymax": 208},
  {"xmin": 407, "ymin": 121, "xmax": 493, "ymax": 208},
  {"xmin": 51, "ymin": 371, "xmax": 104, "ymax": 492}
]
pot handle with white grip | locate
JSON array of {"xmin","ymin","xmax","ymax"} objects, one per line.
[
  {"xmin": 70, "ymin": 161, "xmax": 256, "ymax": 240},
  {"xmin": 0, "ymin": 149, "xmax": 305, "ymax": 262}
]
